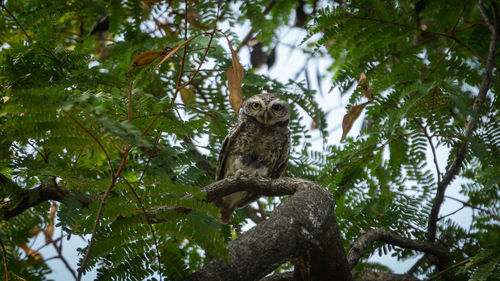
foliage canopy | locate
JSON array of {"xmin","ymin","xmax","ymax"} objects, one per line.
[{"xmin": 0, "ymin": 0, "xmax": 498, "ymax": 280}]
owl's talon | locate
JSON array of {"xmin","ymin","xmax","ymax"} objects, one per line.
[{"xmin": 234, "ymin": 169, "xmax": 249, "ymax": 179}]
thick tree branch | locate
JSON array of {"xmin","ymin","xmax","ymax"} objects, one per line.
[
  {"xmin": 259, "ymin": 272, "xmax": 294, "ymax": 281},
  {"xmin": 358, "ymin": 271, "xmax": 420, "ymax": 281},
  {"xmin": 348, "ymin": 228, "xmax": 450, "ymax": 269},
  {"xmin": 259, "ymin": 271, "xmax": 422, "ymax": 281},
  {"xmin": 1, "ymin": 174, "xmax": 92, "ymax": 220},
  {"xmin": 182, "ymin": 178, "xmax": 351, "ymax": 281},
  {"xmin": 426, "ymin": 0, "xmax": 499, "ymax": 243}
]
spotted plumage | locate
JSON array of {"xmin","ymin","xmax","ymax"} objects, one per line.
[{"xmin": 215, "ymin": 93, "xmax": 291, "ymax": 223}]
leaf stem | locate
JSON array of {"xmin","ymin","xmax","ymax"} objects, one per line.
[{"xmin": 0, "ymin": 3, "xmax": 32, "ymax": 44}]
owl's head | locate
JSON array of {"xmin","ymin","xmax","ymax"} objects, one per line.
[{"xmin": 241, "ymin": 93, "xmax": 290, "ymax": 126}]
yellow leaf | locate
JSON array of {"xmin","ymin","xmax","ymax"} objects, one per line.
[
  {"xmin": 180, "ymin": 87, "xmax": 196, "ymax": 106},
  {"xmin": 341, "ymin": 102, "xmax": 369, "ymax": 141},
  {"xmin": 227, "ymin": 66, "xmax": 242, "ymax": 115},
  {"xmin": 131, "ymin": 50, "xmax": 162, "ymax": 68}
]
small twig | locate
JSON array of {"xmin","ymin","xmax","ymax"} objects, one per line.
[
  {"xmin": 182, "ymin": 68, "xmax": 229, "ymax": 73},
  {"xmin": 138, "ymin": 136, "xmax": 160, "ymax": 183},
  {"xmin": 445, "ymin": 195, "xmax": 500, "ymax": 221},
  {"xmin": 438, "ymin": 205, "xmax": 465, "ymax": 221},
  {"xmin": 450, "ymin": 4, "xmax": 466, "ymax": 35},
  {"xmin": 45, "ymin": 232, "xmax": 77, "ymax": 280},
  {"xmin": 177, "ymin": 4, "xmax": 220, "ymax": 89},
  {"xmin": 128, "ymin": 77, "xmax": 133, "ymax": 123},
  {"xmin": 77, "ymin": 147, "xmax": 131, "ymax": 280},
  {"xmin": 407, "ymin": 254, "xmax": 428, "ymax": 274},
  {"xmin": 170, "ymin": 0, "xmax": 190, "ymax": 105},
  {"xmin": 122, "ymin": 178, "xmax": 163, "ymax": 280},
  {"xmin": 67, "ymin": 113, "xmax": 115, "ymax": 177},
  {"xmin": 0, "ymin": 238, "xmax": 9, "ymax": 281},
  {"xmin": 347, "ymin": 228, "xmax": 449, "ymax": 269},
  {"xmin": 415, "ymin": 120, "xmax": 441, "ymax": 184},
  {"xmin": 1, "ymin": 3, "xmax": 32, "ymax": 44},
  {"xmin": 423, "ymin": 258, "xmax": 470, "ymax": 281}
]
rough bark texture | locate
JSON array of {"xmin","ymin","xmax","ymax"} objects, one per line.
[
  {"xmin": 182, "ymin": 179, "xmax": 351, "ymax": 281},
  {"xmin": 358, "ymin": 271, "xmax": 420, "ymax": 281},
  {"xmin": 348, "ymin": 228, "xmax": 450, "ymax": 269}
]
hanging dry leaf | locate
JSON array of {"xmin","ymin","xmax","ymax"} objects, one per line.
[
  {"xmin": 358, "ymin": 72, "xmax": 374, "ymax": 100},
  {"xmin": 227, "ymin": 66, "xmax": 242, "ymax": 114},
  {"xmin": 19, "ymin": 243, "xmax": 42, "ymax": 260},
  {"xmin": 340, "ymin": 102, "xmax": 369, "ymax": 141},
  {"xmin": 153, "ymin": 36, "xmax": 196, "ymax": 70},
  {"xmin": 131, "ymin": 50, "xmax": 163, "ymax": 68},
  {"xmin": 221, "ymin": 32, "xmax": 244, "ymax": 85},
  {"xmin": 44, "ymin": 224, "xmax": 54, "ymax": 243},
  {"xmin": 310, "ymin": 120, "xmax": 318, "ymax": 130},
  {"xmin": 180, "ymin": 87, "xmax": 196, "ymax": 106}
]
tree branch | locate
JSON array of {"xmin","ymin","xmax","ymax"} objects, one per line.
[
  {"xmin": 426, "ymin": 0, "xmax": 499, "ymax": 243},
  {"xmin": 358, "ymin": 271, "xmax": 421, "ymax": 281},
  {"xmin": 182, "ymin": 177, "xmax": 351, "ymax": 281},
  {"xmin": 0, "ymin": 175, "xmax": 92, "ymax": 220},
  {"xmin": 259, "ymin": 272, "xmax": 294, "ymax": 281},
  {"xmin": 347, "ymin": 228, "xmax": 450, "ymax": 269}
]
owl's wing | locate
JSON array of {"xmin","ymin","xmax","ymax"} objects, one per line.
[
  {"xmin": 271, "ymin": 130, "xmax": 291, "ymax": 178},
  {"xmin": 215, "ymin": 120, "xmax": 242, "ymax": 181}
]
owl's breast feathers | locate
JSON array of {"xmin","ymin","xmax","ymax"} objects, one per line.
[{"xmin": 223, "ymin": 117, "xmax": 289, "ymax": 178}]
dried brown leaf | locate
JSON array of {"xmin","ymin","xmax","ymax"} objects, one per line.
[
  {"xmin": 341, "ymin": 102, "xmax": 369, "ymax": 141},
  {"xmin": 221, "ymin": 32, "xmax": 244, "ymax": 85},
  {"xmin": 358, "ymin": 72, "xmax": 374, "ymax": 100},
  {"xmin": 44, "ymin": 225, "xmax": 54, "ymax": 243},
  {"xmin": 227, "ymin": 66, "xmax": 242, "ymax": 115}
]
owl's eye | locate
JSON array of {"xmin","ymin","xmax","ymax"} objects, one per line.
[
  {"xmin": 272, "ymin": 104, "xmax": 282, "ymax": 110},
  {"xmin": 252, "ymin": 103, "xmax": 261, "ymax": 110}
]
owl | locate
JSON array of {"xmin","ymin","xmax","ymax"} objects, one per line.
[{"xmin": 215, "ymin": 93, "xmax": 291, "ymax": 223}]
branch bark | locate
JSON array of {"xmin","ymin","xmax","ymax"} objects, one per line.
[
  {"xmin": 260, "ymin": 271, "xmax": 422, "ymax": 281},
  {"xmin": 182, "ymin": 177, "xmax": 351, "ymax": 281},
  {"xmin": 358, "ymin": 271, "xmax": 420, "ymax": 281},
  {"xmin": 0, "ymin": 174, "xmax": 92, "ymax": 220},
  {"xmin": 347, "ymin": 228, "xmax": 450, "ymax": 269},
  {"xmin": 426, "ymin": 1, "xmax": 499, "ymax": 243}
]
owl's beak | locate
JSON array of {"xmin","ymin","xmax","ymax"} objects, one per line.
[{"xmin": 263, "ymin": 111, "xmax": 269, "ymax": 124}]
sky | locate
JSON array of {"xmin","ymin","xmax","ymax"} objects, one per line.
[{"xmin": 35, "ymin": 3, "xmax": 474, "ymax": 280}]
